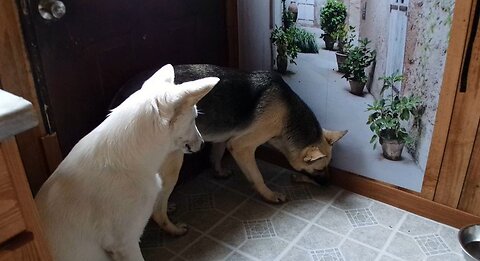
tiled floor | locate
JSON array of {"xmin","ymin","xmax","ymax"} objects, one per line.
[{"xmin": 140, "ymin": 159, "xmax": 464, "ymax": 261}]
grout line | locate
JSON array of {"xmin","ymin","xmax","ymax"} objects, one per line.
[
  {"xmin": 272, "ymin": 197, "xmax": 398, "ymax": 255},
  {"xmin": 273, "ymin": 189, "xmax": 344, "ymax": 261},
  {"xmin": 223, "ymin": 251, "xmax": 235, "ymax": 260},
  {"xmin": 201, "ymin": 231, "xmax": 261, "ymax": 261},
  {"xmin": 393, "ymin": 226, "xmax": 458, "ymax": 261},
  {"xmin": 278, "ymin": 209, "xmax": 386, "ymax": 255},
  {"xmin": 337, "ymin": 217, "xmax": 355, "ymax": 256},
  {"xmin": 171, "ymin": 166, "xmax": 288, "ymax": 261},
  {"xmin": 173, "ymin": 226, "xmax": 262, "ymax": 261},
  {"xmin": 164, "ymin": 164, "xmax": 460, "ymax": 261},
  {"xmin": 171, "ymin": 188, "xmax": 254, "ymax": 260},
  {"xmin": 374, "ymin": 211, "xmax": 408, "ymax": 261},
  {"xmin": 174, "ymin": 204, "xmax": 263, "ymax": 261},
  {"xmin": 435, "ymin": 223, "xmax": 443, "ymax": 234}
]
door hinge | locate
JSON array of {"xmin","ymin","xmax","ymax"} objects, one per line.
[
  {"xmin": 18, "ymin": 0, "xmax": 30, "ymax": 16},
  {"xmin": 42, "ymin": 104, "xmax": 54, "ymax": 134}
]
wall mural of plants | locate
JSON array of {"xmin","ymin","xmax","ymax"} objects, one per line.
[
  {"xmin": 367, "ymin": 74, "xmax": 422, "ymax": 161},
  {"xmin": 320, "ymin": 0, "xmax": 347, "ymax": 50},
  {"xmin": 293, "ymin": 28, "xmax": 319, "ymax": 54},
  {"xmin": 402, "ymin": 0, "xmax": 455, "ymax": 170},
  {"xmin": 334, "ymin": 25, "xmax": 355, "ymax": 73},
  {"xmin": 271, "ymin": 26, "xmax": 300, "ymax": 74},
  {"xmin": 263, "ymin": 0, "xmax": 452, "ymax": 190},
  {"xmin": 341, "ymin": 39, "xmax": 376, "ymax": 95},
  {"xmin": 271, "ymin": 0, "xmax": 319, "ymax": 73}
]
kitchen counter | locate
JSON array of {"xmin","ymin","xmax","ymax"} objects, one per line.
[{"xmin": 0, "ymin": 89, "xmax": 38, "ymax": 140}]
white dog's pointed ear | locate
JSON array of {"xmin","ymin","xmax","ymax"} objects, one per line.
[
  {"xmin": 178, "ymin": 77, "xmax": 220, "ymax": 107},
  {"xmin": 303, "ymin": 146, "xmax": 326, "ymax": 162},
  {"xmin": 323, "ymin": 129, "xmax": 348, "ymax": 145},
  {"xmin": 147, "ymin": 64, "xmax": 175, "ymax": 86}
]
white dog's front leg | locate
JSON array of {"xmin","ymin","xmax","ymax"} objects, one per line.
[
  {"xmin": 109, "ymin": 243, "xmax": 144, "ymax": 261},
  {"xmin": 152, "ymin": 150, "xmax": 188, "ymax": 236}
]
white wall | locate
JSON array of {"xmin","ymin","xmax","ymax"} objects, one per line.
[
  {"xmin": 342, "ymin": 0, "xmax": 361, "ymax": 43},
  {"xmin": 358, "ymin": 0, "xmax": 390, "ymax": 96},
  {"xmin": 237, "ymin": 0, "xmax": 272, "ymax": 71}
]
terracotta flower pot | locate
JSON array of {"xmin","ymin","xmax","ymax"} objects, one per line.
[
  {"xmin": 277, "ymin": 55, "xmax": 288, "ymax": 74},
  {"xmin": 381, "ymin": 138, "xmax": 405, "ymax": 161},
  {"xmin": 335, "ymin": 52, "xmax": 347, "ymax": 73},
  {"xmin": 323, "ymin": 34, "xmax": 335, "ymax": 50},
  {"xmin": 349, "ymin": 80, "xmax": 366, "ymax": 96}
]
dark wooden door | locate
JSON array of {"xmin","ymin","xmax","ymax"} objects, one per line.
[{"xmin": 20, "ymin": 0, "xmax": 228, "ymax": 155}]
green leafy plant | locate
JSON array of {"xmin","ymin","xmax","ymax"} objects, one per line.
[
  {"xmin": 333, "ymin": 25, "xmax": 355, "ymax": 54},
  {"xmin": 366, "ymin": 74, "xmax": 422, "ymax": 149},
  {"xmin": 293, "ymin": 28, "xmax": 319, "ymax": 53},
  {"xmin": 271, "ymin": 26, "xmax": 300, "ymax": 64},
  {"xmin": 341, "ymin": 38, "xmax": 376, "ymax": 83},
  {"xmin": 320, "ymin": 0, "xmax": 347, "ymax": 38}
]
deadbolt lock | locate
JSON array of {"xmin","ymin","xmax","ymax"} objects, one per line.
[{"xmin": 38, "ymin": 0, "xmax": 66, "ymax": 20}]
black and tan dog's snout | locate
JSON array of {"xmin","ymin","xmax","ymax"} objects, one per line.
[
  {"xmin": 185, "ymin": 138, "xmax": 204, "ymax": 153},
  {"xmin": 301, "ymin": 167, "xmax": 331, "ymax": 185}
]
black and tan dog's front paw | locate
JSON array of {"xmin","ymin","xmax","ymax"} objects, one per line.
[
  {"xmin": 164, "ymin": 222, "xmax": 188, "ymax": 236},
  {"xmin": 263, "ymin": 191, "xmax": 287, "ymax": 203},
  {"xmin": 291, "ymin": 174, "xmax": 316, "ymax": 185},
  {"xmin": 213, "ymin": 168, "xmax": 233, "ymax": 179}
]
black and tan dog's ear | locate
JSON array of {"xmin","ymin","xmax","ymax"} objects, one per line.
[
  {"xmin": 303, "ymin": 146, "xmax": 326, "ymax": 162},
  {"xmin": 323, "ymin": 129, "xmax": 348, "ymax": 145}
]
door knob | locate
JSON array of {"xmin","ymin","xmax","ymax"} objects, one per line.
[{"xmin": 38, "ymin": 0, "xmax": 66, "ymax": 20}]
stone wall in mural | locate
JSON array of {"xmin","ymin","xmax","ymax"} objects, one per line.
[{"xmin": 402, "ymin": 0, "xmax": 454, "ymax": 171}]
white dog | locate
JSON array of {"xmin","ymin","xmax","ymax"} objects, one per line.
[{"xmin": 35, "ymin": 64, "xmax": 218, "ymax": 261}]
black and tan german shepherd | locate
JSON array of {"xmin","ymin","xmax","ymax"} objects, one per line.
[{"xmin": 110, "ymin": 64, "xmax": 347, "ymax": 233}]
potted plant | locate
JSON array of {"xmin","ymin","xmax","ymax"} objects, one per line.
[
  {"xmin": 341, "ymin": 38, "xmax": 376, "ymax": 95},
  {"xmin": 366, "ymin": 74, "xmax": 421, "ymax": 161},
  {"xmin": 271, "ymin": 26, "xmax": 299, "ymax": 74},
  {"xmin": 320, "ymin": 0, "xmax": 347, "ymax": 50},
  {"xmin": 333, "ymin": 25, "xmax": 355, "ymax": 73}
]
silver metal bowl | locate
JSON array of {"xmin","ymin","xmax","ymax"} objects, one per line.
[{"xmin": 459, "ymin": 224, "xmax": 480, "ymax": 260}]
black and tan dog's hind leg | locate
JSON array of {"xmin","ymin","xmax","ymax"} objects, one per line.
[
  {"xmin": 210, "ymin": 142, "xmax": 234, "ymax": 179},
  {"xmin": 152, "ymin": 150, "xmax": 188, "ymax": 236}
]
